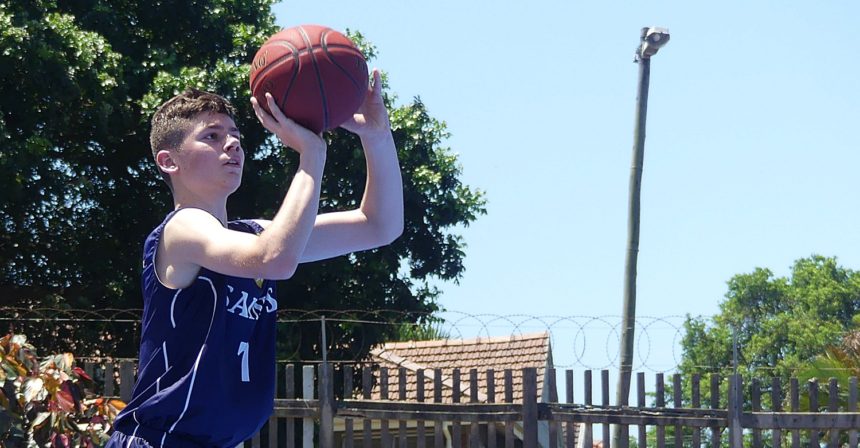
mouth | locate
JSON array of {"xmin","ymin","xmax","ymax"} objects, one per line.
[{"xmin": 224, "ymin": 159, "xmax": 242, "ymax": 168}]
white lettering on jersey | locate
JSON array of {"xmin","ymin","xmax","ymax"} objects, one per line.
[
  {"xmin": 262, "ymin": 288, "xmax": 278, "ymax": 313},
  {"xmin": 227, "ymin": 291, "xmax": 252, "ymax": 318},
  {"xmin": 226, "ymin": 287, "xmax": 277, "ymax": 320}
]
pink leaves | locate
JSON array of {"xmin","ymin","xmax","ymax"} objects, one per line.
[{"xmin": 0, "ymin": 333, "xmax": 125, "ymax": 446}]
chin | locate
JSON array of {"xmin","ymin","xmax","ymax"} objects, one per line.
[{"xmin": 229, "ymin": 179, "xmax": 242, "ymax": 193}]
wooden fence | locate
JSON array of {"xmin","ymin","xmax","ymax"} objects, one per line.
[{"xmin": 88, "ymin": 360, "xmax": 860, "ymax": 448}]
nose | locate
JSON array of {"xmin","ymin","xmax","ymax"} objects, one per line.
[{"xmin": 225, "ymin": 135, "xmax": 241, "ymax": 153}]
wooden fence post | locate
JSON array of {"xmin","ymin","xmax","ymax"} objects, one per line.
[
  {"xmin": 692, "ymin": 374, "xmax": 701, "ymax": 447},
  {"xmin": 302, "ymin": 365, "xmax": 314, "ymax": 448},
  {"xmin": 104, "ymin": 361, "xmax": 115, "ymax": 397},
  {"xmin": 452, "ymin": 369, "xmax": 461, "ymax": 448},
  {"xmin": 505, "ymin": 369, "xmax": 514, "ymax": 448},
  {"xmin": 344, "ymin": 365, "xmax": 354, "ymax": 448},
  {"xmin": 771, "ymin": 377, "xmax": 782, "ymax": 448},
  {"xmin": 469, "ymin": 368, "xmax": 480, "ymax": 448},
  {"xmin": 711, "ymin": 374, "xmax": 722, "ymax": 448},
  {"xmin": 522, "ymin": 367, "xmax": 538, "ymax": 448},
  {"xmin": 417, "ymin": 369, "xmax": 426, "ymax": 448},
  {"xmin": 583, "ymin": 370, "xmax": 593, "ymax": 448},
  {"xmin": 751, "ymin": 378, "xmax": 762, "ymax": 447},
  {"xmin": 380, "ymin": 367, "xmax": 391, "ymax": 448},
  {"xmin": 436, "ymin": 369, "xmax": 446, "ymax": 448},
  {"xmin": 728, "ymin": 374, "xmax": 743, "ymax": 448},
  {"xmin": 790, "ymin": 378, "xmax": 799, "ymax": 448},
  {"xmin": 636, "ymin": 372, "xmax": 646, "ymax": 448},
  {"xmin": 286, "ymin": 365, "xmax": 295, "ymax": 448},
  {"xmin": 399, "ymin": 368, "xmax": 408, "ymax": 448},
  {"xmin": 602, "ymin": 370, "xmax": 610, "ymax": 448},
  {"xmin": 656, "ymin": 373, "xmax": 665, "ymax": 447},
  {"xmin": 319, "ymin": 361, "xmax": 334, "ymax": 448},
  {"xmin": 564, "ymin": 369, "xmax": 582, "ymax": 448},
  {"xmin": 487, "ymin": 369, "xmax": 497, "ymax": 448},
  {"xmin": 567, "ymin": 370, "xmax": 576, "ymax": 448},
  {"xmin": 673, "ymin": 374, "xmax": 682, "ymax": 448},
  {"xmin": 547, "ymin": 368, "xmax": 558, "ymax": 448},
  {"xmin": 362, "ymin": 366, "xmax": 373, "ymax": 448},
  {"xmin": 828, "ymin": 378, "xmax": 839, "ymax": 448},
  {"xmin": 850, "ymin": 377, "xmax": 858, "ymax": 448},
  {"xmin": 119, "ymin": 361, "xmax": 135, "ymax": 402},
  {"xmin": 809, "ymin": 380, "xmax": 819, "ymax": 447}
]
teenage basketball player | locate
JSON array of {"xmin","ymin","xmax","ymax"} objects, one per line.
[{"xmin": 107, "ymin": 69, "xmax": 401, "ymax": 447}]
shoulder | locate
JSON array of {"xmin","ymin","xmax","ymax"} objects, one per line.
[
  {"xmin": 158, "ymin": 208, "xmax": 230, "ymax": 269},
  {"xmin": 168, "ymin": 208, "xmax": 222, "ymax": 227},
  {"xmin": 155, "ymin": 209, "xmax": 223, "ymax": 289},
  {"xmin": 163, "ymin": 208, "xmax": 224, "ymax": 241}
]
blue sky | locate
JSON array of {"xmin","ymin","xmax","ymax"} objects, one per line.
[{"xmin": 273, "ymin": 1, "xmax": 860, "ymax": 375}]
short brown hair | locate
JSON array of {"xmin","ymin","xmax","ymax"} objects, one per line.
[{"xmin": 149, "ymin": 89, "xmax": 237, "ymax": 187}]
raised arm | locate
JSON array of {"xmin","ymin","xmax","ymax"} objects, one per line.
[
  {"xmin": 159, "ymin": 94, "xmax": 327, "ymax": 287},
  {"xmin": 300, "ymin": 69, "xmax": 404, "ymax": 262},
  {"xmin": 255, "ymin": 69, "xmax": 404, "ymax": 263}
]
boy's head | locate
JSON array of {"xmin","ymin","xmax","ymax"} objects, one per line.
[{"xmin": 150, "ymin": 89, "xmax": 238, "ymax": 189}]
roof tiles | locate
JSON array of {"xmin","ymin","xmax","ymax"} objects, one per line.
[{"xmin": 366, "ymin": 332, "xmax": 552, "ymax": 403}]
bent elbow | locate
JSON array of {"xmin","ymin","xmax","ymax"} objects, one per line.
[
  {"xmin": 260, "ymin": 256, "xmax": 299, "ymax": 281},
  {"xmin": 381, "ymin": 220, "xmax": 404, "ymax": 246},
  {"xmin": 275, "ymin": 262, "xmax": 298, "ymax": 280}
]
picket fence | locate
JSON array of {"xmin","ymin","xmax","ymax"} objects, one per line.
[{"xmin": 85, "ymin": 360, "xmax": 860, "ymax": 448}]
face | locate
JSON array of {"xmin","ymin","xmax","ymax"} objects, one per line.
[{"xmin": 164, "ymin": 112, "xmax": 244, "ymax": 198}]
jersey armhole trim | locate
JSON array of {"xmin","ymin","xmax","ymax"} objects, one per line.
[{"xmin": 150, "ymin": 209, "xmax": 205, "ymax": 292}]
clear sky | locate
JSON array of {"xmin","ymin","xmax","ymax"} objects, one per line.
[{"xmin": 273, "ymin": 1, "xmax": 860, "ymax": 375}]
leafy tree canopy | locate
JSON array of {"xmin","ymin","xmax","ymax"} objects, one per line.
[
  {"xmin": 680, "ymin": 255, "xmax": 860, "ymax": 382},
  {"xmin": 0, "ymin": 0, "xmax": 486, "ymax": 360}
]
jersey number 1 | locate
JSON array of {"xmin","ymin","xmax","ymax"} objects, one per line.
[{"xmin": 237, "ymin": 341, "xmax": 250, "ymax": 382}]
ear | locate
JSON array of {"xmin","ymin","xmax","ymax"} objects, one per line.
[{"xmin": 156, "ymin": 150, "xmax": 179, "ymax": 175}]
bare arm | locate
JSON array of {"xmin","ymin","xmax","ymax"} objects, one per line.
[
  {"xmin": 255, "ymin": 69, "xmax": 404, "ymax": 263},
  {"xmin": 160, "ymin": 94, "xmax": 326, "ymax": 286}
]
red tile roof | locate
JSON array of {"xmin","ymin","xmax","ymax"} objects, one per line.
[{"xmin": 366, "ymin": 332, "xmax": 553, "ymax": 403}]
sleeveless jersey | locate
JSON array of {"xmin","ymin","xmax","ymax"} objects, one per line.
[{"xmin": 113, "ymin": 210, "xmax": 278, "ymax": 447}]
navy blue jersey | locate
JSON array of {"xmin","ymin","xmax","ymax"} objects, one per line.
[{"xmin": 113, "ymin": 210, "xmax": 278, "ymax": 447}]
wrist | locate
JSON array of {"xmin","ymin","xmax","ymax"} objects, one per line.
[
  {"xmin": 298, "ymin": 146, "xmax": 326, "ymax": 168},
  {"xmin": 358, "ymin": 128, "xmax": 394, "ymax": 146}
]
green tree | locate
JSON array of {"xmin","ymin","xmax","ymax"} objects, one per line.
[
  {"xmin": 0, "ymin": 0, "xmax": 486, "ymax": 360},
  {"xmin": 680, "ymin": 255, "xmax": 860, "ymax": 383},
  {"xmin": 648, "ymin": 257, "xmax": 860, "ymax": 447},
  {"xmin": 795, "ymin": 328, "xmax": 860, "ymax": 406},
  {"xmin": 786, "ymin": 328, "xmax": 860, "ymax": 445}
]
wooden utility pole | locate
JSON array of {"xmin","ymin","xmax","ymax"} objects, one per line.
[{"xmin": 614, "ymin": 26, "xmax": 670, "ymax": 447}]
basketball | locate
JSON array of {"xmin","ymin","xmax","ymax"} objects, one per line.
[{"xmin": 249, "ymin": 25, "xmax": 369, "ymax": 134}]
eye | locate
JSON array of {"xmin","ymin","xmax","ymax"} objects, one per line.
[{"xmin": 204, "ymin": 132, "xmax": 219, "ymax": 140}]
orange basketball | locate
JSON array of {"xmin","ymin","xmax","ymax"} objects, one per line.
[{"xmin": 249, "ymin": 25, "xmax": 368, "ymax": 134}]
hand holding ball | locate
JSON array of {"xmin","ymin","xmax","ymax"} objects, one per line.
[{"xmin": 249, "ymin": 25, "xmax": 369, "ymax": 134}]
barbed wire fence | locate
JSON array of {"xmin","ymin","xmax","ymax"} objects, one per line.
[
  {"xmin": 1, "ymin": 307, "xmax": 690, "ymax": 371},
  {"xmin": 6, "ymin": 306, "xmax": 860, "ymax": 377}
]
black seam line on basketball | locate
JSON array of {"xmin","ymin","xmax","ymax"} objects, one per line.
[
  {"xmin": 300, "ymin": 26, "xmax": 329, "ymax": 130},
  {"xmin": 264, "ymin": 40, "xmax": 358, "ymax": 53},
  {"xmin": 250, "ymin": 41, "xmax": 300, "ymax": 97},
  {"xmin": 276, "ymin": 43, "xmax": 301, "ymax": 113},
  {"xmin": 321, "ymin": 31, "xmax": 365, "ymax": 92}
]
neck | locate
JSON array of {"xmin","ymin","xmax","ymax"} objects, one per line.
[{"xmin": 173, "ymin": 191, "xmax": 229, "ymax": 226}]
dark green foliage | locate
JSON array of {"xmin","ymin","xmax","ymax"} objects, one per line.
[
  {"xmin": 646, "ymin": 256, "xmax": 860, "ymax": 446},
  {"xmin": 680, "ymin": 255, "xmax": 860, "ymax": 382},
  {"xmin": 0, "ymin": 0, "xmax": 486, "ymax": 361}
]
